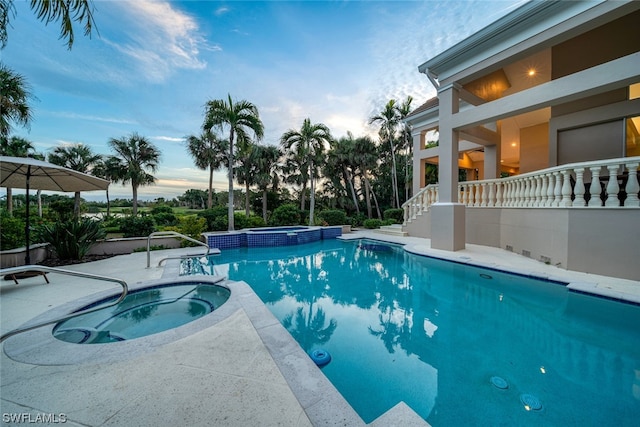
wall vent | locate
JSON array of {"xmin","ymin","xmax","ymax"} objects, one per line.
[
  {"xmin": 540, "ymin": 255, "xmax": 551, "ymax": 264},
  {"xmin": 506, "ymin": 245, "xmax": 513, "ymax": 252},
  {"xmin": 522, "ymin": 250, "xmax": 531, "ymax": 258}
]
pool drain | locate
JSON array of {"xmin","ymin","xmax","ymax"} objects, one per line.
[
  {"xmin": 490, "ymin": 376, "xmax": 509, "ymax": 389},
  {"xmin": 520, "ymin": 394, "xmax": 542, "ymax": 411}
]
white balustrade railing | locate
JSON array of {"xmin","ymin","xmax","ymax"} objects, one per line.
[{"xmin": 403, "ymin": 156, "xmax": 640, "ymax": 225}]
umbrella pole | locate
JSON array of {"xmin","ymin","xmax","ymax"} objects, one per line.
[{"xmin": 25, "ymin": 165, "xmax": 31, "ymax": 265}]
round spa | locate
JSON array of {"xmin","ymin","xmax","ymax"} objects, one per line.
[{"xmin": 53, "ymin": 281, "xmax": 230, "ymax": 344}]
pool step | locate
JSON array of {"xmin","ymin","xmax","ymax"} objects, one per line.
[{"xmin": 374, "ymin": 224, "xmax": 408, "ymax": 237}]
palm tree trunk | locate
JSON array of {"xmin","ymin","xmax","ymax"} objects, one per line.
[
  {"xmin": 228, "ymin": 129, "xmax": 235, "ymax": 231},
  {"xmin": 363, "ymin": 174, "xmax": 372, "ymax": 218},
  {"xmin": 106, "ymin": 188, "xmax": 111, "ymax": 217},
  {"xmin": 371, "ymin": 185, "xmax": 382, "ymax": 219},
  {"xmin": 300, "ymin": 182, "xmax": 307, "ymax": 212},
  {"xmin": 132, "ymin": 185, "xmax": 138, "ymax": 216},
  {"xmin": 245, "ymin": 182, "xmax": 250, "ymax": 217},
  {"xmin": 344, "ymin": 166, "xmax": 359, "ymax": 215},
  {"xmin": 37, "ymin": 189, "xmax": 42, "ymax": 217},
  {"xmin": 208, "ymin": 167, "xmax": 214, "ymax": 209},
  {"xmin": 262, "ymin": 189, "xmax": 268, "ymax": 222},
  {"xmin": 389, "ymin": 136, "xmax": 399, "ymax": 208},
  {"xmin": 74, "ymin": 191, "xmax": 81, "ymax": 218},
  {"xmin": 309, "ymin": 161, "xmax": 315, "ymax": 225},
  {"xmin": 7, "ymin": 188, "xmax": 13, "ymax": 214}
]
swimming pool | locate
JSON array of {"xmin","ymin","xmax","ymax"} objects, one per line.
[
  {"xmin": 53, "ymin": 282, "xmax": 230, "ymax": 344},
  {"xmin": 191, "ymin": 239, "xmax": 640, "ymax": 425}
]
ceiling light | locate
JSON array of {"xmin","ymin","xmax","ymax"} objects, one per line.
[
  {"xmin": 528, "ymin": 69, "xmax": 536, "ymax": 77},
  {"xmin": 511, "ymin": 142, "xmax": 517, "ymax": 147}
]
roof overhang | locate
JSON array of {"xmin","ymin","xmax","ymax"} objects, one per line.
[{"xmin": 418, "ymin": 0, "xmax": 638, "ymax": 86}]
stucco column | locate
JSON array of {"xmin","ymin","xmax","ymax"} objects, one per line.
[
  {"xmin": 484, "ymin": 143, "xmax": 501, "ymax": 179},
  {"xmin": 431, "ymin": 83, "xmax": 465, "ymax": 251},
  {"xmin": 412, "ymin": 132, "xmax": 422, "ymax": 195}
]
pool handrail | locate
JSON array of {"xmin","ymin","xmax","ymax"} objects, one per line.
[
  {"xmin": 0, "ymin": 265, "xmax": 128, "ymax": 343},
  {"xmin": 146, "ymin": 231, "xmax": 211, "ymax": 268}
]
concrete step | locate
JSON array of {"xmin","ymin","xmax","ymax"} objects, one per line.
[{"xmin": 373, "ymin": 224, "xmax": 408, "ymax": 237}]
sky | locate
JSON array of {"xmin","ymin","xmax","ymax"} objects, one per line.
[{"xmin": 2, "ymin": 0, "xmax": 526, "ymax": 202}]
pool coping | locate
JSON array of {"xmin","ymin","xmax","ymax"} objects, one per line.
[
  {"xmin": 6, "ymin": 233, "xmax": 636, "ymax": 426},
  {"xmin": 338, "ymin": 233, "xmax": 640, "ymax": 306},
  {"xmin": 2, "ymin": 259, "xmax": 428, "ymax": 426}
]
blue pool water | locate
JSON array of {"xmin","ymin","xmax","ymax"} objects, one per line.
[
  {"xmin": 53, "ymin": 282, "xmax": 230, "ymax": 344},
  {"xmin": 188, "ymin": 239, "xmax": 640, "ymax": 425}
]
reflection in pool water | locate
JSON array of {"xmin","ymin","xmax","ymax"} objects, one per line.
[
  {"xmin": 206, "ymin": 238, "xmax": 640, "ymax": 426},
  {"xmin": 53, "ymin": 282, "xmax": 230, "ymax": 344}
]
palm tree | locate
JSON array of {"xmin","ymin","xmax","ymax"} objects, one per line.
[
  {"xmin": 0, "ymin": 64, "xmax": 34, "ymax": 138},
  {"xmin": 0, "ymin": 135, "xmax": 34, "ymax": 213},
  {"xmin": 280, "ymin": 118, "xmax": 332, "ymax": 225},
  {"xmin": 282, "ymin": 146, "xmax": 309, "ymax": 212},
  {"xmin": 235, "ymin": 138, "xmax": 258, "ymax": 217},
  {"xmin": 369, "ymin": 100, "xmax": 400, "ymax": 209},
  {"xmin": 108, "ymin": 133, "xmax": 161, "ymax": 215},
  {"xmin": 395, "ymin": 96, "xmax": 414, "ymax": 201},
  {"xmin": 185, "ymin": 129, "xmax": 228, "ymax": 209},
  {"xmin": 354, "ymin": 135, "xmax": 382, "ymax": 219},
  {"xmin": 203, "ymin": 94, "xmax": 264, "ymax": 231},
  {"xmin": 327, "ymin": 133, "xmax": 360, "ymax": 215},
  {"xmin": 253, "ymin": 144, "xmax": 282, "ymax": 222},
  {"xmin": 48, "ymin": 143, "xmax": 101, "ymax": 218},
  {"xmin": 92, "ymin": 155, "xmax": 124, "ymax": 217},
  {"xmin": 1, "ymin": 0, "xmax": 97, "ymax": 49}
]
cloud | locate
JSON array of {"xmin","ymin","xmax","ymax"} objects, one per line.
[
  {"xmin": 105, "ymin": 1, "xmax": 209, "ymax": 83},
  {"xmin": 215, "ymin": 7, "xmax": 230, "ymax": 16},
  {"xmin": 48, "ymin": 111, "xmax": 137, "ymax": 125},
  {"xmin": 152, "ymin": 136, "xmax": 185, "ymax": 143}
]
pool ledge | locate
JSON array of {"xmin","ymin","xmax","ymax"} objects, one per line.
[
  {"xmin": 3, "ymin": 275, "xmax": 234, "ymax": 365},
  {"xmin": 338, "ymin": 232, "xmax": 639, "ymax": 306}
]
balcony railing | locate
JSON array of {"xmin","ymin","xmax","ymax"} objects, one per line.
[{"xmin": 403, "ymin": 156, "xmax": 640, "ymax": 225}]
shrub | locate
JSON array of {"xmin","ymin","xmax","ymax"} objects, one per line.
[
  {"xmin": 152, "ymin": 212, "xmax": 178, "ymax": 226},
  {"xmin": 0, "ymin": 210, "xmax": 25, "ymax": 250},
  {"xmin": 269, "ymin": 204, "xmax": 301, "ymax": 226},
  {"xmin": 382, "ymin": 219, "xmax": 396, "ymax": 226},
  {"xmin": 48, "ymin": 198, "xmax": 75, "ymax": 222},
  {"xmin": 246, "ymin": 215, "xmax": 266, "ymax": 228},
  {"xmin": 234, "ymin": 213, "xmax": 248, "ymax": 230},
  {"xmin": 363, "ymin": 218, "xmax": 383, "ymax": 229},
  {"xmin": 37, "ymin": 218, "xmax": 106, "ymax": 260},
  {"xmin": 119, "ymin": 215, "xmax": 156, "ymax": 238},
  {"xmin": 150, "ymin": 205, "xmax": 173, "ymax": 215},
  {"xmin": 198, "ymin": 206, "xmax": 228, "ymax": 231},
  {"xmin": 163, "ymin": 215, "xmax": 206, "ymax": 247},
  {"xmin": 350, "ymin": 213, "xmax": 366, "ymax": 227},
  {"xmin": 317, "ymin": 209, "xmax": 347, "ymax": 226},
  {"xmin": 383, "ymin": 208, "xmax": 404, "ymax": 224}
]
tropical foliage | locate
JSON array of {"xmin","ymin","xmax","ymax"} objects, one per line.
[
  {"xmin": 1, "ymin": 0, "xmax": 97, "ymax": 49},
  {"xmin": 185, "ymin": 129, "xmax": 227, "ymax": 209},
  {"xmin": 37, "ymin": 218, "xmax": 105, "ymax": 260},
  {"xmin": 280, "ymin": 118, "xmax": 332, "ymax": 225},
  {"xmin": 108, "ymin": 133, "xmax": 161, "ymax": 215},
  {"xmin": 203, "ymin": 94, "xmax": 264, "ymax": 231},
  {"xmin": 48, "ymin": 143, "xmax": 101, "ymax": 217},
  {"xmin": 0, "ymin": 63, "xmax": 34, "ymax": 138}
]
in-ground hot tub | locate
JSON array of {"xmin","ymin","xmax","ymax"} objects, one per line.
[
  {"xmin": 53, "ymin": 281, "xmax": 230, "ymax": 344},
  {"xmin": 204, "ymin": 225, "xmax": 342, "ymax": 249}
]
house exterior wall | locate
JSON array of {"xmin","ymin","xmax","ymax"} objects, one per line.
[
  {"xmin": 407, "ymin": 208, "xmax": 639, "ymax": 281},
  {"xmin": 408, "ymin": 1, "xmax": 639, "ymax": 255},
  {"xmin": 520, "ymin": 123, "xmax": 549, "ymax": 173}
]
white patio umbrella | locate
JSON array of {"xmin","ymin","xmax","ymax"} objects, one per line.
[{"xmin": 0, "ymin": 156, "xmax": 110, "ymax": 264}]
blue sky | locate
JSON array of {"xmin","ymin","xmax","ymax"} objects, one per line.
[{"xmin": 3, "ymin": 0, "xmax": 525, "ymax": 201}]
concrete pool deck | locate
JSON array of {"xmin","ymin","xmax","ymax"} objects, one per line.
[{"xmin": 1, "ymin": 231, "xmax": 639, "ymax": 426}]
